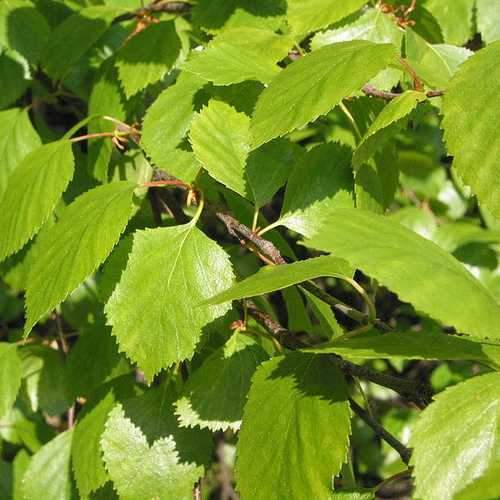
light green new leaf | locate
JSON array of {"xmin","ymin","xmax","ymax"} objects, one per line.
[
  {"xmin": 236, "ymin": 353, "xmax": 351, "ymax": 499},
  {"xmin": 405, "ymin": 29, "xmax": 472, "ymax": 88},
  {"xmin": 279, "ymin": 143, "xmax": 354, "ymax": 237},
  {"xmin": 184, "ymin": 27, "xmax": 292, "ymax": 85},
  {"xmin": 42, "ymin": 6, "xmax": 124, "ymax": 80},
  {"xmin": 311, "ymin": 330, "xmax": 500, "ymax": 366},
  {"xmin": 477, "ymin": 0, "xmax": 500, "ymax": 43},
  {"xmin": 0, "ymin": 0, "xmax": 49, "ymax": 64},
  {"xmin": 175, "ymin": 333, "xmax": 268, "ymax": 431},
  {"xmin": 190, "ymin": 100, "xmax": 250, "ymax": 197},
  {"xmin": 305, "ymin": 208, "xmax": 500, "ymax": 339},
  {"xmin": 105, "ymin": 224, "xmax": 234, "ymax": 381},
  {"xmin": 424, "ymin": 0, "xmax": 474, "ymax": 45},
  {"xmin": 455, "ymin": 460, "xmax": 500, "ymax": 500},
  {"xmin": 101, "ymin": 403, "xmax": 204, "ymax": 500},
  {"xmin": 287, "ymin": 0, "xmax": 367, "ymax": 35},
  {"xmin": 0, "ymin": 140, "xmax": 74, "ymax": 263},
  {"xmin": 442, "ymin": 42, "xmax": 500, "ymax": 217},
  {"xmin": 0, "ymin": 344, "xmax": 21, "ymax": 419},
  {"xmin": 72, "ymin": 377, "xmax": 136, "ymax": 497},
  {"xmin": 141, "ymin": 72, "xmax": 205, "ymax": 179},
  {"xmin": 410, "ymin": 372, "xmax": 500, "ymax": 500},
  {"xmin": 205, "ymin": 255, "xmax": 351, "ymax": 306},
  {"xmin": 25, "ymin": 181, "xmax": 136, "ymax": 335},
  {"xmin": 353, "ymin": 91, "xmax": 425, "ymax": 168},
  {"xmin": 23, "ymin": 429, "xmax": 74, "ymax": 500},
  {"xmin": 251, "ymin": 40, "xmax": 397, "ymax": 148},
  {"xmin": 0, "ymin": 107, "xmax": 41, "ymax": 198},
  {"xmin": 117, "ymin": 21, "xmax": 181, "ymax": 99}
]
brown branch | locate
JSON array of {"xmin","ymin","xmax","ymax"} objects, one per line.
[
  {"xmin": 349, "ymin": 399, "xmax": 412, "ymax": 465},
  {"xmin": 362, "ymin": 84, "xmax": 445, "ymax": 101},
  {"xmin": 113, "ymin": 1, "xmax": 191, "ymax": 23},
  {"xmin": 339, "ymin": 358, "xmax": 432, "ymax": 408}
]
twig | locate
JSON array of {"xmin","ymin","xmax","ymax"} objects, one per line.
[
  {"xmin": 362, "ymin": 84, "xmax": 444, "ymax": 101},
  {"xmin": 113, "ymin": 0, "xmax": 191, "ymax": 23},
  {"xmin": 339, "ymin": 358, "xmax": 432, "ymax": 408},
  {"xmin": 349, "ymin": 399, "xmax": 412, "ymax": 465}
]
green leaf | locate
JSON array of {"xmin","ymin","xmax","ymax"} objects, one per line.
[
  {"xmin": 477, "ymin": 0, "xmax": 500, "ymax": 44},
  {"xmin": 205, "ymin": 255, "xmax": 351, "ymax": 306},
  {"xmin": 0, "ymin": 140, "xmax": 74, "ymax": 263},
  {"xmin": 251, "ymin": 40, "xmax": 397, "ymax": 148},
  {"xmin": 12, "ymin": 449, "xmax": 30, "ymax": 500},
  {"xmin": 287, "ymin": 0, "xmax": 367, "ymax": 35},
  {"xmin": 116, "ymin": 21, "xmax": 181, "ymax": 99},
  {"xmin": 353, "ymin": 91, "xmax": 426, "ymax": 169},
  {"xmin": 141, "ymin": 71, "xmax": 205, "ymax": 180},
  {"xmin": 236, "ymin": 353, "xmax": 351, "ymax": 499},
  {"xmin": 20, "ymin": 345, "xmax": 71, "ymax": 416},
  {"xmin": 0, "ymin": 0, "xmax": 50, "ymax": 64},
  {"xmin": 0, "ymin": 50, "xmax": 30, "ymax": 110},
  {"xmin": 105, "ymin": 223, "xmax": 234, "ymax": 381},
  {"xmin": 25, "ymin": 181, "xmax": 136, "ymax": 335},
  {"xmin": 424, "ymin": 0, "xmax": 474, "ymax": 45},
  {"xmin": 405, "ymin": 29, "xmax": 472, "ymax": 88},
  {"xmin": 311, "ymin": 330, "xmax": 500, "ymax": 366},
  {"xmin": 0, "ymin": 343, "xmax": 21, "ymax": 419},
  {"xmin": 66, "ymin": 325, "xmax": 124, "ymax": 399},
  {"xmin": 311, "ymin": 7, "xmax": 403, "ymax": 91},
  {"xmin": 311, "ymin": 8, "xmax": 403, "ymax": 50},
  {"xmin": 101, "ymin": 402, "xmax": 204, "ymax": 500},
  {"xmin": 72, "ymin": 377, "xmax": 136, "ymax": 497},
  {"xmin": 442, "ymin": 42, "xmax": 500, "ymax": 217},
  {"xmin": 455, "ymin": 460, "xmax": 500, "ymax": 500},
  {"xmin": 88, "ymin": 60, "xmax": 125, "ymax": 182},
  {"xmin": 23, "ymin": 429, "xmax": 74, "ymax": 500},
  {"xmin": 190, "ymin": 99, "xmax": 250, "ymax": 197},
  {"xmin": 0, "ymin": 107, "xmax": 41, "ymax": 199},
  {"xmin": 175, "ymin": 333, "xmax": 268, "ymax": 431},
  {"xmin": 410, "ymin": 372, "xmax": 500, "ymax": 500},
  {"xmin": 246, "ymin": 139, "xmax": 300, "ymax": 209},
  {"xmin": 184, "ymin": 27, "xmax": 292, "ymax": 85},
  {"xmin": 279, "ymin": 143, "xmax": 354, "ymax": 237},
  {"xmin": 42, "ymin": 5, "xmax": 124, "ymax": 80},
  {"xmin": 305, "ymin": 208, "xmax": 500, "ymax": 339}
]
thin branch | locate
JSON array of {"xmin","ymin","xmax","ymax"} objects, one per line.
[
  {"xmin": 113, "ymin": 0, "xmax": 191, "ymax": 23},
  {"xmin": 339, "ymin": 358, "xmax": 432, "ymax": 408},
  {"xmin": 349, "ymin": 398, "xmax": 412, "ymax": 465},
  {"xmin": 362, "ymin": 84, "xmax": 444, "ymax": 101}
]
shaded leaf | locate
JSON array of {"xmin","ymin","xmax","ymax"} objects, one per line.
[
  {"xmin": 23, "ymin": 429, "xmax": 74, "ymax": 500},
  {"xmin": 236, "ymin": 353, "xmax": 351, "ymax": 499},
  {"xmin": 279, "ymin": 143, "xmax": 354, "ymax": 237},
  {"xmin": 25, "ymin": 181, "xmax": 136, "ymax": 335},
  {"xmin": 287, "ymin": 0, "xmax": 366, "ymax": 35},
  {"xmin": 424, "ymin": 0, "xmax": 474, "ymax": 45},
  {"xmin": 117, "ymin": 21, "xmax": 181, "ymax": 99},
  {"xmin": 175, "ymin": 333, "xmax": 268, "ymax": 431}
]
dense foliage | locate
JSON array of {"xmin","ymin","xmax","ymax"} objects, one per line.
[{"xmin": 1, "ymin": 0, "xmax": 500, "ymax": 498}]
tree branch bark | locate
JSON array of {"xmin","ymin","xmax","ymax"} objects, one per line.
[{"xmin": 113, "ymin": 1, "xmax": 191, "ymax": 23}]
